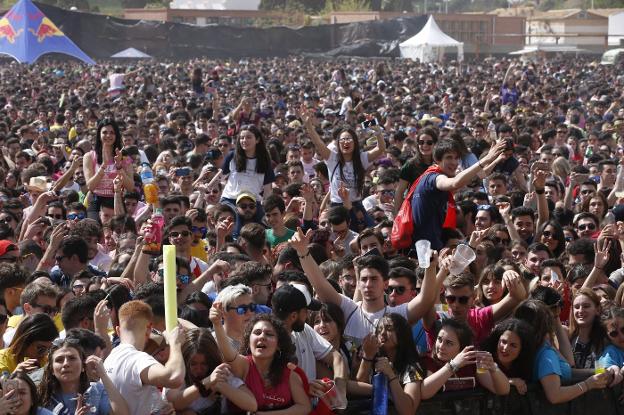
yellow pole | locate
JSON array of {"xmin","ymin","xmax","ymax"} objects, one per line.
[{"xmin": 163, "ymin": 245, "xmax": 177, "ymax": 332}]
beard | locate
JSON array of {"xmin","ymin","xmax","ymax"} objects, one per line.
[{"xmin": 292, "ymin": 319, "xmax": 305, "ymax": 332}]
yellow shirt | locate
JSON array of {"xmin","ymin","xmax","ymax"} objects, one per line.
[
  {"xmin": 190, "ymin": 239, "xmax": 208, "ymax": 262},
  {"xmin": 0, "ymin": 348, "xmax": 17, "ymax": 373},
  {"xmin": 7, "ymin": 314, "xmax": 64, "ymax": 333}
]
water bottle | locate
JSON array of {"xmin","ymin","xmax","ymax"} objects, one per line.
[
  {"xmin": 372, "ymin": 372, "xmax": 388, "ymax": 415},
  {"xmin": 140, "ymin": 163, "xmax": 154, "ymax": 184},
  {"xmin": 604, "ymin": 210, "xmax": 616, "ymax": 226}
]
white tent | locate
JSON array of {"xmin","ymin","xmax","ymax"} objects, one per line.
[
  {"xmin": 111, "ymin": 48, "xmax": 152, "ymax": 59},
  {"xmin": 399, "ymin": 15, "xmax": 464, "ymax": 63}
]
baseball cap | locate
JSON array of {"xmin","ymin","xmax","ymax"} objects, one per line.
[
  {"xmin": 236, "ymin": 192, "xmax": 256, "ymax": 205},
  {"xmin": 0, "ymin": 240, "xmax": 18, "ymax": 257},
  {"xmin": 272, "ymin": 284, "xmax": 321, "ymax": 314}
]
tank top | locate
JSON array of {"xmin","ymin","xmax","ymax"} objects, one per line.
[
  {"xmin": 90, "ymin": 150, "xmax": 128, "ymax": 198},
  {"xmin": 244, "ymin": 355, "xmax": 292, "ymax": 411}
]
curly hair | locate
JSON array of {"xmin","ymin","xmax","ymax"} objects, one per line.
[
  {"xmin": 38, "ymin": 340, "xmax": 90, "ymax": 408},
  {"xmin": 239, "ymin": 314, "xmax": 295, "ymax": 388}
]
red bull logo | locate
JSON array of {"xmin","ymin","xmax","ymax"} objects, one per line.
[
  {"xmin": 0, "ymin": 17, "xmax": 23, "ymax": 44},
  {"xmin": 28, "ymin": 17, "xmax": 64, "ymax": 42}
]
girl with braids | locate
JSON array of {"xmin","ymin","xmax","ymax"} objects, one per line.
[
  {"xmin": 210, "ymin": 310, "xmax": 309, "ymax": 414},
  {"xmin": 302, "ymin": 111, "xmax": 386, "ymax": 231},
  {"xmin": 38, "ymin": 338, "xmax": 128, "ymax": 415},
  {"xmin": 165, "ymin": 328, "xmax": 256, "ymax": 414}
]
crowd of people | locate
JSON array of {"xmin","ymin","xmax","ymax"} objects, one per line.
[{"xmin": 0, "ymin": 55, "xmax": 620, "ymax": 414}]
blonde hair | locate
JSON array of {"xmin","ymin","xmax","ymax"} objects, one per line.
[{"xmin": 552, "ymin": 156, "xmax": 571, "ymax": 180}]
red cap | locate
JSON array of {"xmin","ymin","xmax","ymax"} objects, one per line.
[{"xmin": 0, "ymin": 240, "xmax": 18, "ymax": 257}]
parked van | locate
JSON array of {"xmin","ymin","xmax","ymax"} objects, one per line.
[{"xmin": 601, "ymin": 48, "xmax": 624, "ymax": 65}]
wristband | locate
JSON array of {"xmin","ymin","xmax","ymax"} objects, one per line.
[
  {"xmin": 388, "ymin": 376, "xmax": 398, "ymax": 384},
  {"xmin": 362, "ymin": 356, "xmax": 375, "ymax": 363},
  {"xmin": 298, "ymin": 251, "xmax": 310, "ymax": 259},
  {"xmin": 535, "ymin": 188, "xmax": 545, "ymax": 194},
  {"xmin": 477, "ymin": 160, "xmax": 485, "ymax": 170}
]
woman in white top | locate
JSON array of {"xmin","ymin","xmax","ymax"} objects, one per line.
[{"xmin": 303, "ymin": 111, "xmax": 386, "ymax": 230}]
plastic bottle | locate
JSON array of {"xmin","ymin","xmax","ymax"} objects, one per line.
[
  {"xmin": 143, "ymin": 208, "xmax": 164, "ymax": 255},
  {"xmin": 604, "ymin": 210, "xmax": 616, "ymax": 226},
  {"xmin": 372, "ymin": 372, "xmax": 388, "ymax": 415},
  {"xmin": 140, "ymin": 163, "xmax": 159, "ymax": 204}
]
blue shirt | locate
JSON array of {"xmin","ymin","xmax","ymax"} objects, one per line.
[
  {"xmin": 533, "ymin": 342, "xmax": 572, "ymax": 382},
  {"xmin": 411, "ymin": 172, "xmax": 448, "ymax": 250},
  {"xmin": 599, "ymin": 344, "xmax": 624, "ymax": 367},
  {"xmin": 412, "ymin": 319, "xmax": 428, "ymax": 355}
]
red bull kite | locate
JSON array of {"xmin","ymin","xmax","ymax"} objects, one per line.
[{"xmin": 0, "ymin": 0, "xmax": 94, "ymax": 64}]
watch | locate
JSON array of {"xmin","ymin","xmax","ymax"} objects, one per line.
[{"xmin": 195, "ymin": 380, "xmax": 211, "ymax": 397}]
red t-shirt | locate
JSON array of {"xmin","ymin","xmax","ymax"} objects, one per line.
[{"xmin": 425, "ymin": 306, "xmax": 494, "ymax": 350}]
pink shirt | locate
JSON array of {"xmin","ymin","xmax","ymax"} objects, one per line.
[
  {"xmin": 425, "ymin": 306, "xmax": 494, "ymax": 350},
  {"xmin": 89, "ymin": 150, "xmax": 131, "ymax": 197}
]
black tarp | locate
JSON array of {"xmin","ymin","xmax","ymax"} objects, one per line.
[{"xmin": 32, "ymin": 3, "xmax": 428, "ymax": 60}]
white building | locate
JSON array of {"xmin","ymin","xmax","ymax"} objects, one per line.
[{"xmin": 169, "ymin": 0, "xmax": 260, "ymax": 10}]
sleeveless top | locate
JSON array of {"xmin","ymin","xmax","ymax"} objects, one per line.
[
  {"xmin": 244, "ymin": 355, "xmax": 293, "ymax": 411},
  {"xmin": 89, "ymin": 150, "xmax": 130, "ymax": 198}
]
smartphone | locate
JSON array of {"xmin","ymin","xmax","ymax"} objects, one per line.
[
  {"xmin": 175, "ymin": 167, "xmax": 191, "ymax": 177},
  {"xmin": 363, "ymin": 247, "xmax": 382, "ymax": 257},
  {"xmin": 361, "ymin": 118, "xmax": 378, "ymax": 130},
  {"xmin": 504, "ymin": 138, "xmax": 514, "ymax": 151}
]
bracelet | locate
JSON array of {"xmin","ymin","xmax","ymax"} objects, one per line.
[
  {"xmin": 362, "ymin": 356, "xmax": 375, "ymax": 363},
  {"xmin": 535, "ymin": 188, "xmax": 545, "ymax": 195},
  {"xmin": 447, "ymin": 360, "xmax": 458, "ymax": 373},
  {"xmin": 388, "ymin": 376, "xmax": 398, "ymax": 384},
  {"xmin": 477, "ymin": 160, "xmax": 485, "ymax": 170},
  {"xmin": 298, "ymin": 251, "xmax": 310, "ymax": 259},
  {"xmin": 195, "ymin": 380, "xmax": 211, "ymax": 397},
  {"xmin": 577, "ymin": 382, "xmax": 585, "ymax": 393}
]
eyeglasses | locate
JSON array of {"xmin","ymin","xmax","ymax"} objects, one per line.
[
  {"xmin": 169, "ymin": 230, "xmax": 191, "ymax": 238},
  {"xmin": 385, "ymin": 286, "xmax": 407, "ymax": 295},
  {"xmin": 338, "ymin": 136, "xmax": 354, "ymax": 143},
  {"xmin": 577, "ymin": 223, "xmax": 596, "ymax": 231},
  {"xmin": 380, "ymin": 190, "xmax": 395, "ymax": 196},
  {"xmin": 237, "ymin": 203, "xmax": 256, "ymax": 210},
  {"xmin": 48, "ymin": 214, "xmax": 64, "ymax": 220},
  {"xmin": 418, "ymin": 140, "xmax": 433, "ymax": 146},
  {"xmin": 445, "ymin": 295, "xmax": 471, "ymax": 305},
  {"xmin": 608, "ymin": 327, "xmax": 624, "ymax": 338},
  {"xmin": 0, "ymin": 218, "xmax": 12, "ymax": 225},
  {"xmin": 217, "ymin": 143, "xmax": 229, "ymax": 148},
  {"xmin": 72, "ymin": 284, "xmax": 85, "ymax": 291},
  {"xmin": 31, "ymin": 303, "xmax": 58, "ymax": 316},
  {"xmin": 191, "ymin": 226, "xmax": 208, "ymax": 237},
  {"xmin": 67, "ymin": 213, "xmax": 86, "ymax": 220},
  {"xmin": 226, "ymin": 303, "xmax": 257, "ymax": 315}
]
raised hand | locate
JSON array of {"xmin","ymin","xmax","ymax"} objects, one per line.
[{"xmin": 289, "ymin": 227, "xmax": 312, "ymax": 257}]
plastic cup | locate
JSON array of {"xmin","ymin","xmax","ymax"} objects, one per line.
[
  {"xmin": 595, "ymin": 360, "xmax": 606, "ymax": 375},
  {"xmin": 415, "ymin": 240, "xmax": 431, "ymax": 269},
  {"xmin": 476, "ymin": 354, "xmax": 488, "ymax": 374},
  {"xmin": 319, "ymin": 380, "xmax": 347, "ymax": 410},
  {"xmin": 449, "ymin": 244, "xmax": 476, "ymax": 275}
]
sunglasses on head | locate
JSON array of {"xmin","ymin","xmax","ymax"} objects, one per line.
[
  {"xmin": 608, "ymin": 327, "xmax": 624, "ymax": 339},
  {"xmin": 52, "ymin": 337, "xmax": 80, "ymax": 348},
  {"xmin": 169, "ymin": 230, "xmax": 191, "ymax": 238},
  {"xmin": 385, "ymin": 286, "xmax": 407, "ymax": 295},
  {"xmin": 445, "ymin": 295, "xmax": 471, "ymax": 305},
  {"xmin": 67, "ymin": 213, "xmax": 86, "ymax": 221},
  {"xmin": 477, "ymin": 204, "xmax": 492, "ymax": 211},
  {"xmin": 227, "ymin": 303, "xmax": 257, "ymax": 315},
  {"xmin": 577, "ymin": 223, "xmax": 596, "ymax": 231}
]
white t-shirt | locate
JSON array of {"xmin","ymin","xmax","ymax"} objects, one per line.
[
  {"xmin": 104, "ymin": 343, "xmax": 159, "ymax": 415},
  {"xmin": 301, "ymin": 158, "xmax": 318, "ymax": 179},
  {"xmin": 326, "ymin": 149, "xmax": 370, "ymax": 203},
  {"xmin": 221, "ymin": 152, "xmax": 274, "ymax": 202},
  {"xmin": 340, "ymin": 295, "xmax": 408, "ymax": 346},
  {"xmin": 91, "ymin": 249, "xmax": 112, "ymax": 273},
  {"xmin": 292, "ymin": 324, "xmax": 333, "ymax": 381},
  {"xmin": 165, "ymin": 376, "xmax": 244, "ymax": 413},
  {"xmin": 108, "ymin": 73, "xmax": 125, "ymax": 92}
]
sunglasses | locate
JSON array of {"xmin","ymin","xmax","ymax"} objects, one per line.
[
  {"xmin": 156, "ymin": 269, "xmax": 191, "ymax": 285},
  {"xmin": 67, "ymin": 213, "xmax": 86, "ymax": 220},
  {"xmin": 217, "ymin": 143, "xmax": 229, "ymax": 148},
  {"xmin": 380, "ymin": 190, "xmax": 395, "ymax": 196},
  {"xmin": 385, "ymin": 286, "xmax": 407, "ymax": 295},
  {"xmin": 445, "ymin": 295, "xmax": 471, "ymax": 305},
  {"xmin": 237, "ymin": 203, "xmax": 256, "ymax": 210},
  {"xmin": 418, "ymin": 140, "xmax": 433, "ymax": 146},
  {"xmin": 31, "ymin": 302, "xmax": 58, "ymax": 315},
  {"xmin": 48, "ymin": 214, "xmax": 64, "ymax": 220},
  {"xmin": 577, "ymin": 223, "xmax": 596, "ymax": 231},
  {"xmin": 0, "ymin": 218, "xmax": 12, "ymax": 225},
  {"xmin": 191, "ymin": 226, "xmax": 208, "ymax": 237},
  {"xmin": 492, "ymin": 237, "xmax": 509, "ymax": 246},
  {"xmin": 608, "ymin": 327, "xmax": 624, "ymax": 338},
  {"xmin": 477, "ymin": 204, "xmax": 492, "ymax": 211},
  {"xmin": 226, "ymin": 303, "xmax": 257, "ymax": 315},
  {"xmin": 169, "ymin": 230, "xmax": 191, "ymax": 238},
  {"xmin": 52, "ymin": 337, "xmax": 80, "ymax": 348}
]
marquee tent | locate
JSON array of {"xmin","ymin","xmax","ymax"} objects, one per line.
[
  {"xmin": 399, "ymin": 15, "xmax": 463, "ymax": 63},
  {"xmin": 111, "ymin": 47, "xmax": 152, "ymax": 59}
]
